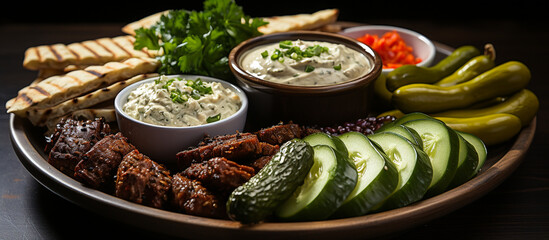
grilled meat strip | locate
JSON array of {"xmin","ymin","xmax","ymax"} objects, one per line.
[
  {"xmin": 255, "ymin": 122, "xmax": 305, "ymax": 145},
  {"xmin": 171, "ymin": 173, "xmax": 226, "ymax": 219},
  {"xmin": 247, "ymin": 155, "xmax": 274, "ymax": 172},
  {"xmin": 46, "ymin": 117, "xmax": 111, "ymax": 177},
  {"xmin": 183, "ymin": 157, "xmax": 255, "ymax": 196},
  {"xmin": 74, "ymin": 132, "xmax": 136, "ymax": 190},
  {"xmin": 176, "ymin": 132, "xmax": 277, "ymax": 169},
  {"xmin": 115, "ymin": 150, "xmax": 172, "ymax": 209}
]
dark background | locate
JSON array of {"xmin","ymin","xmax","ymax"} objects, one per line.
[{"xmin": 2, "ymin": 1, "xmax": 547, "ymax": 24}]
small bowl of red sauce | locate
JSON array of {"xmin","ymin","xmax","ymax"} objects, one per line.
[{"xmin": 340, "ymin": 25, "xmax": 436, "ymax": 74}]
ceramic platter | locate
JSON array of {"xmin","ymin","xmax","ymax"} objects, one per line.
[{"xmin": 9, "ymin": 35, "xmax": 536, "ymax": 240}]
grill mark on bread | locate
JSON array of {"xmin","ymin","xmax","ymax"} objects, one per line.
[
  {"xmin": 46, "ymin": 82, "xmax": 66, "ymax": 92},
  {"xmin": 35, "ymin": 48, "xmax": 42, "ymax": 65},
  {"xmin": 112, "ymin": 39, "xmax": 133, "ymax": 57},
  {"xmin": 95, "ymin": 39, "xmax": 116, "ymax": 58},
  {"xmin": 85, "ymin": 69, "xmax": 105, "ymax": 78},
  {"xmin": 81, "ymin": 43, "xmax": 102, "ymax": 59},
  {"xmin": 48, "ymin": 45, "xmax": 64, "ymax": 62},
  {"xmin": 68, "ymin": 47, "xmax": 81, "ymax": 61},
  {"xmin": 28, "ymin": 86, "xmax": 51, "ymax": 97},
  {"xmin": 65, "ymin": 74, "xmax": 84, "ymax": 85},
  {"xmin": 116, "ymin": 36, "xmax": 154, "ymax": 58},
  {"xmin": 18, "ymin": 93, "xmax": 34, "ymax": 107}
]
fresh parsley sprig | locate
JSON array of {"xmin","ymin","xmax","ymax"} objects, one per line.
[{"xmin": 134, "ymin": 0, "xmax": 268, "ymax": 81}]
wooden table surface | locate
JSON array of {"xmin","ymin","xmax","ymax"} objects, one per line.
[{"xmin": 1, "ymin": 3, "xmax": 548, "ymax": 239}]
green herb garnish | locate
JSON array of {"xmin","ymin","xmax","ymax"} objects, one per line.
[
  {"xmin": 134, "ymin": 0, "xmax": 268, "ymax": 80},
  {"xmin": 157, "ymin": 77, "xmax": 213, "ymax": 104},
  {"xmin": 333, "ymin": 64, "xmax": 342, "ymax": 71},
  {"xmin": 170, "ymin": 89, "xmax": 188, "ymax": 103},
  {"xmin": 207, "ymin": 113, "xmax": 221, "ymax": 123},
  {"xmin": 265, "ymin": 41, "xmax": 330, "ymax": 73},
  {"xmin": 305, "ymin": 65, "xmax": 315, "ymax": 73},
  {"xmin": 279, "ymin": 40, "xmax": 293, "ymax": 49}
]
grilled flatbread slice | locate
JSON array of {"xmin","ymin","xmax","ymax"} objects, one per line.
[
  {"xmin": 122, "ymin": 10, "xmax": 171, "ymax": 36},
  {"xmin": 121, "ymin": 9, "xmax": 339, "ymax": 36},
  {"xmin": 258, "ymin": 9, "xmax": 339, "ymax": 35},
  {"xmin": 27, "ymin": 73, "xmax": 159, "ymax": 127},
  {"xmin": 4, "ymin": 66, "xmax": 86, "ymax": 110},
  {"xmin": 7, "ymin": 57, "xmax": 159, "ymax": 116},
  {"xmin": 23, "ymin": 35, "xmax": 160, "ymax": 70}
]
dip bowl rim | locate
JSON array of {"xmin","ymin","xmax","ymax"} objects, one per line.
[
  {"xmin": 340, "ymin": 24, "xmax": 437, "ymax": 74},
  {"xmin": 114, "ymin": 74, "xmax": 248, "ymax": 130},
  {"xmin": 228, "ymin": 30, "xmax": 382, "ymax": 95}
]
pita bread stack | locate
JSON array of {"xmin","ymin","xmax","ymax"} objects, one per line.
[
  {"xmin": 8, "ymin": 8, "xmax": 340, "ymax": 131},
  {"xmin": 122, "ymin": 9, "xmax": 340, "ymax": 36}
]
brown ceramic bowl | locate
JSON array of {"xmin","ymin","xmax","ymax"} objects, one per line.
[{"xmin": 229, "ymin": 31, "xmax": 382, "ymax": 129}]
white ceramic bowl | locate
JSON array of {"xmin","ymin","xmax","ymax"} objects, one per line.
[
  {"xmin": 114, "ymin": 74, "xmax": 248, "ymax": 165},
  {"xmin": 341, "ymin": 25, "xmax": 436, "ymax": 75}
]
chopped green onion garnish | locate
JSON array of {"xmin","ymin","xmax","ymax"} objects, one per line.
[
  {"xmin": 279, "ymin": 40, "xmax": 293, "ymax": 49},
  {"xmin": 207, "ymin": 114, "xmax": 221, "ymax": 123},
  {"xmin": 263, "ymin": 41, "xmax": 329, "ymax": 62},
  {"xmin": 161, "ymin": 77, "xmax": 213, "ymax": 104},
  {"xmin": 305, "ymin": 65, "xmax": 315, "ymax": 72},
  {"xmin": 333, "ymin": 64, "xmax": 342, "ymax": 70}
]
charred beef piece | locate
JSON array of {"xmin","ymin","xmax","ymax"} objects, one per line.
[
  {"xmin": 176, "ymin": 132, "xmax": 270, "ymax": 169},
  {"xmin": 74, "ymin": 132, "xmax": 136, "ymax": 190},
  {"xmin": 259, "ymin": 142, "xmax": 279, "ymax": 156},
  {"xmin": 255, "ymin": 122, "xmax": 304, "ymax": 145},
  {"xmin": 115, "ymin": 150, "xmax": 172, "ymax": 209},
  {"xmin": 247, "ymin": 155, "xmax": 273, "ymax": 172},
  {"xmin": 183, "ymin": 157, "xmax": 255, "ymax": 196},
  {"xmin": 46, "ymin": 117, "xmax": 111, "ymax": 177},
  {"xmin": 171, "ymin": 173, "xmax": 226, "ymax": 219},
  {"xmin": 255, "ymin": 122, "xmax": 322, "ymax": 146}
]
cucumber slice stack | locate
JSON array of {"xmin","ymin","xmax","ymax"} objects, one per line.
[
  {"xmin": 449, "ymin": 134, "xmax": 479, "ymax": 188},
  {"xmin": 368, "ymin": 132, "xmax": 433, "ymax": 211},
  {"xmin": 402, "ymin": 118, "xmax": 460, "ymax": 197},
  {"xmin": 275, "ymin": 133, "xmax": 358, "ymax": 221},
  {"xmin": 330, "ymin": 113, "xmax": 486, "ymax": 218},
  {"xmin": 227, "ymin": 113, "xmax": 487, "ymax": 223},
  {"xmin": 332, "ymin": 132, "xmax": 399, "ymax": 217}
]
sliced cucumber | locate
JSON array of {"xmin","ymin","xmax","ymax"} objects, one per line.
[
  {"xmin": 303, "ymin": 132, "xmax": 348, "ymax": 157},
  {"xmin": 457, "ymin": 130, "xmax": 487, "ymax": 175},
  {"xmin": 275, "ymin": 144, "xmax": 358, "ymax": 221},
  {"xmin": 402, "ymin": 119, "xmax": 460, "ymax": 197},
  {"xmin": 331, "ymin": 131, "xmax": 399, "ymax": 218},
  {"xmin": 368, "ymin": 132, "xmax": 432, "ymax": 211},
  {"xmin": 227, "ymin": 139, "xmax": 314, "ymax": 224},
  {"xmin": 448, "ymin": 134, "xmax": 479, "ymax": 188},
  {"xmin": 375, "ymin": 124, "xmax": 423, "ymax": 150}
]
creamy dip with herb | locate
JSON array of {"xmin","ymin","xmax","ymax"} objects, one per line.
[
  {"xmin": 240, "ymin": 40, "xmax": 372, "ymax": 86},
  {"xmin": 123, "ymin": 76, "xmax": 241, "ymax": 127}
]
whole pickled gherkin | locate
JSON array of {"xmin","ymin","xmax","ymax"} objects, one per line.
[
  {"xmin": 386, "ymin": 45, "xmax": 480, "ymax": 91},
  {"xmin": 435, "ymin": 55, "xmax": 495, "ymax": 87},
  {"xmin": 392, "ymin": 61, "xmax": 531, "ymax": 113},
  {"xmin": 435, "ymin": 113, "xmax": 522, "ymax": 146},
  {"xmin": 430, "ymin": 89, "xmax": 539, "ymax": 127},
  {"xmin": 226, "ymin": 139, "xmax": 314, "ymax": 224},
  {"xmin": 435, "ymin": 44, "xmax": 497, "ymax": 87}
]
